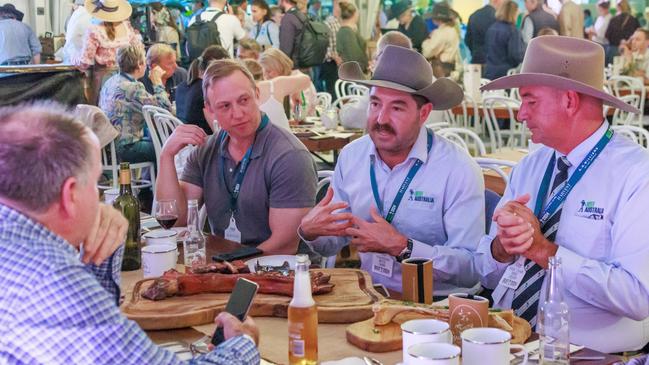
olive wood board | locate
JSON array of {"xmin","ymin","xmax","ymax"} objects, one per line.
[
  {"xmin": 121, "ymin": 269, "xmax": 382, "ymax": 330},
  {"xmin": 346, "ymin": 316, "xmax": 531, "ymax": 353}
]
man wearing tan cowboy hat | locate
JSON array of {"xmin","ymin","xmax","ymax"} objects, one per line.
[
  {"xmin": 475, "ymin": 36, "xmax": 649, "ymax": 353},
  {"xmin": 299, "ymin": 45, "xmax": 486, "ymax": 295}
]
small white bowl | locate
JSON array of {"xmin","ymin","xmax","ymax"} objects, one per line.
[{"xmin": 143, "ymin": 229, "xmax": 178, "ymax": 246}]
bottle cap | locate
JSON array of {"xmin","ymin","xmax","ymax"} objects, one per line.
[{"xmin": 296, "ymin": 254, "xmax": 309, "ymax": 264}]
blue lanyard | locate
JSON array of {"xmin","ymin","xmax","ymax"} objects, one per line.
[
  {"xmin": 219, "ymin": 114, "xmax": 269, "ymax": 213},
  {"xmin": 370, "ymin": 130, "xmax": 433, "ymax": 223},
  {"xmin": 534, "ymin": 126, "xmax": 613, "ymax": 224}
]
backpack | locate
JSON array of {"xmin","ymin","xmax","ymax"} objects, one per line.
[
  {"xmin": 184, "ymin": 12, "xmax": 224, "ymax": 64},
  {"xmin": 289, "ymin": 10, "xmax": 330, "ymax": 68}
]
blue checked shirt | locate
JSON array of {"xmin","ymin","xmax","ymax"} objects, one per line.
[{"xmin": 0, "ymin": 204, "xmax": 260, "ymax": 364}]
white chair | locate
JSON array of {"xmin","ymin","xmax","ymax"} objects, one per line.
[
  {"xmin": 481, "ymin": 78, "xmax": 507, "ymax": 97},
  {"xmin": 331, "ymin": 94, "xmax": 363, "ymax": 111},
  {"xmin": 474, "ymin": 157, "xmax": 518, "ymax": 185},
  {"xmin": 349, "ymin": 84, "xmax": 369, "ymax": 96},
  {"xmin": 427, "ymin": 122, "xmax": 451, "ymax": 131},
  {"xmin": 611, "ymin": 125, "xmax": 649, "ymax": 148},
  {"xmin": 609, "ymin": 75, "xmax": 645, "ymax": 126},
  {"xmin": 315, "ymin": 91, "xmax": 332, "ymax": 113},
  {"xmin": 317, "ymin": 170, "xmax": 334, "ymax": 194},
  {"xmin": 142, "ymin": 105, "xmax": 173, "ymax": 133},
  {"xmin": 437, "ymin": 127, "xmax": 487, "ymax": 156},
  {"xmin": 100, "ymin": 140, "xmax": 156, "ymax": 191},
  {"xmin": 481, "ymin": 95, "xmax": 524, "ymax": 152},
  {"xmin": 334, "ymin": 79, "xmax": 355, "ymax": 100},
  {"xmin": 611, "ymin": 94, "xmax": 642, "ymax": 126}
]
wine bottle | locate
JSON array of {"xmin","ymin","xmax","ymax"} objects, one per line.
[
  {"xmin": 288, "ymin": 254, "xmax": 318, "ymax": 365},
  {"xmin": 113, "ymin": 162, "xmax": 141, "ymax": 271}
]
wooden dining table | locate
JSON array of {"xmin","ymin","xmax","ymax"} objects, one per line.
[
  {"xmin": 482, "ymin": 148, "xmax": 528, "ymax": 195},
  {"xmin": 122, "ymin": 233, "xmax": 622, "ymax": 364}
]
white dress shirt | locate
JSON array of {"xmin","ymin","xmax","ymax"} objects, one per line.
[
  {"xmin": 188, "ymin": 7, "xmax": 247, "ymax": 57},
  {"xmin": 61, "ymin": 6, "xmax": 92, "ymax": 63},
  {"xmin": 475, "ymin": 122, "xmax": 649, "ymax": 353},
  {"xmin": 593, "ymin": 13, "xmax": 611, "ymax": 44},
  {"xmin": 307, "ymin": 126, "xmax": 485, "ymax": 294}
]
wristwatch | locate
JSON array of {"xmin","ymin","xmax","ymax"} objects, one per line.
[{"xmin": 397, "ymin": 238, "xmax": 414, "ymax": 262}]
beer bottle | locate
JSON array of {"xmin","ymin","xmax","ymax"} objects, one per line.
[
  {"xmin": 288, "ymin": 254, "xmax": 318, "ymax": 365},
  {"xmin": 113, "ymin": 163, "xmax": 141, "ymax": 271}
]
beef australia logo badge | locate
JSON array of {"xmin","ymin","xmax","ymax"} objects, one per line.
[
  {"xmin": 408, "ymin": 189, "xmax": 434, "ymax": 207},
  {"xmin": 576, "ymin": 200, "xmax": 604, "ymax": 220}
]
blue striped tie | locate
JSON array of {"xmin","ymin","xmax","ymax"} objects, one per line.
[{"xmin": 510, "ymin": 156, "xmax": 571, "ymax": 329}]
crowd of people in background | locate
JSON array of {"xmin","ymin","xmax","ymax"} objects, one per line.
[{"xmin": 4, "ymin": 0, "xmax": 649, "ymax": 170}]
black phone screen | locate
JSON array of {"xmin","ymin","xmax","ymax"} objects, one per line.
[{"xmin": 211, "ymin": 278, "xmax": 259, "ymax": 346}]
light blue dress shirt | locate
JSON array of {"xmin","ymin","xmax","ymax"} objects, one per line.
[
  {"xmin": 475, "ymin": 121, "xmax": 649, "ymax": 353},
  {"xmin": 0, "ymin": 18, "xmax": 41, "ymax": 64},
  {"xmin": 307, "ymin": 126, "xmax": 485, "ymax": 294}
]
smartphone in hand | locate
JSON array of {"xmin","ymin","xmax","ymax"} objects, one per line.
[{"xmin": 211, "ymin": 278, "xmax": 259, "ymax": 347}]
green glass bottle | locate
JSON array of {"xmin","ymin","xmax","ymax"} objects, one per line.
[{"xmin": 113, "ymin": 162, "xmax": 141, "ymax": 271}]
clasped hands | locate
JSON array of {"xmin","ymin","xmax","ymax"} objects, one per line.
[
  {"xmin": 492, "ymin": 194, "xmax": 557, "ymax": 269},
  {"xmin": 300, "ymin": 188, "xmax": 407, "ymax": 257}
]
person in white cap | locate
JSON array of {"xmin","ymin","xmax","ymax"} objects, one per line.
[{"xmin": 476, "ymin": 35, "xmax": 649, "ymax": 353}]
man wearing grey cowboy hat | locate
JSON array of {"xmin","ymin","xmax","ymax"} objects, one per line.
[
  {"xmin": 475, "ymin": 35, "xmax": 649, "ymax": 353},
  {"xmin": 0, "ymin": 3, "xmax": 41, "ymax": 65},
  {"xmin": 299, "ymin": 45, "xmax": 486, "ymax": 295}
]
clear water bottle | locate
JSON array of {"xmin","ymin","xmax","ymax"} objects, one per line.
[
  {"xmin": 538, "ymin": 256, "xmax": 570, "ymax": 364},
  {"xmin": 183, "ymin": 199, "xmax": 206, "ymax": 269}
]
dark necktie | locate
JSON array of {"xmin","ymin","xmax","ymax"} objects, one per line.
[{"xmin": 510, "ymin": 156, "xmax": 571, "ymax": 329}]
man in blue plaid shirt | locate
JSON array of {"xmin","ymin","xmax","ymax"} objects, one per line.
[{"xmin": 0, "ymin": 102, "xmax": 260, "ymax": 364}]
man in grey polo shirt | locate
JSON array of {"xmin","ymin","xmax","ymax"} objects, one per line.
[{"xmin": 156, "ymin": 59, "xmax": 317, "ymax": 254}]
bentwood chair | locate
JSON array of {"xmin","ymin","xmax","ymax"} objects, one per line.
[
  {"xmin": 611, "ymin": 125, "xmax": 649, "ymax": 148},
  {"xmin": 437, "ymin": 127, "xmax": 487, "ymax": 157}
]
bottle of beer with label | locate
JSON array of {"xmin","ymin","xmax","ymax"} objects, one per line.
[
  {"xmin": 288, "ymin": 254, "xmax": 318, "ymax": 365},
  {"xmin": 113, "ymin": 163, "xmax": 141, "ymax": 271}
]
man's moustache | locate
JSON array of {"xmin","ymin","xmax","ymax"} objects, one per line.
[{"xmin": 372, "ymin": 124, "xmax": 395, "ymax": 134}]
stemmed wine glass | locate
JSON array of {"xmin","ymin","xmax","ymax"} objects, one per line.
[{"xmin": 155, "ymin": 199, "xmax": 178, "ymax": 230}]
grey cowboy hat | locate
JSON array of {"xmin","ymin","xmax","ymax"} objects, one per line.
[
  {"xmin": 338, "ymin": 45, "xmax": 463, "ymax": 110},
  {"xmin": 481, "ymin": 35, "xmax": 640, "ymax": 114}
]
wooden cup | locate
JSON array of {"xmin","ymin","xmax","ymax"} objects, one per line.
[
  {"xmin": 401, "ymin": 257, "xmax": 433, "ymax": 304},
  {"xmin": 448, "ymin": 293, "xmax": 489, "ymax": 346}
]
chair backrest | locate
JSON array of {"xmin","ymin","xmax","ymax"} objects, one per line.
[
  {"xmin": 316, "ymin": 170, "xmax": 334, "ymax": 202},
  {"xmin": 611, "ymin": 125, "xmax": 649, "ymax": 148},
  {"xmin": 484, "ymin": 189, "xmax": 501, "ymax": 234},
  {"xmin": 474, "ymin": 157, "xmax": 517, "ymax": 184},
  {"xmin": 334, "ymin": 79, "xmax": 355, "ymax": 100},
  {"xmin": 147, "ymin": 112, "xmax": 183, "ymax": 170},
  {"xmin": 609, "ymin": 75, "xmax": 645, "ymax": 125},
  {"xmin": 481, "ymin": 95, "xmax": 520, "ymax": 152},
  {"xmin": 142, "ymin": 105, "xmax": 173, "ymax": 133},
  {"xmin": 331, "ymin": 94, "xmax": 363, "ymax": 111},
  {"xmin": 611, "ymin": 94, "xmax": 642, "ymax": 126},
  {"xmin": 437, "ymin": 127, "xmax": 487, "ymax": 156},
  {"xmin": 349, "ymin": 84, "xmax": 369, "ymax": 96},
  {"xmin": 316, "ymin": 92, "xmax": 332, "ymax": 112}
]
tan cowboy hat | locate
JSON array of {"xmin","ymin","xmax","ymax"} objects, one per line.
[
  {"xmin": 85, "ymin": 0, "xmax": 132, "ymax": 22},
  {"xmin": 338, "ymin": 45, "xmax": 463, "ymax": 110},
  {"xmin": 481, "ymin": 36, "xmax": 640, "ymax": 114}
]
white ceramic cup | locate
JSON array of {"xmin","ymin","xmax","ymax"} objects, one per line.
[
  {"xmin": 143, "ymin": 229, "xmax": 178, "ymax": 246},
  {"xmin": 461, "ymin": 328, "xmax": 527, "ymax": 365},
  {"xmin": 321, "ymin": 108, "xmax": 338, "ymax": 129},
  {"xmin": 103, "ymin": 188, "xmax": 119, "ymax": 205},
  {"xmin": 406, "ymin": 342, "xmax": 461, "ymax": 365},
  {"xmin": 142, "ymin": 244, "xmax": 178, "ymax": 278},
  {"xmin": 402, "ymin": 319, "xmax": 451, "ymax": 364}
]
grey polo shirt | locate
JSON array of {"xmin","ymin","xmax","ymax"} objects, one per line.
[{"xmin": 181, "ymin": 121, "xmax": 317, "ymax": 245}]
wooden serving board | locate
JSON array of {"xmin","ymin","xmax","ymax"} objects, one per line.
[
  {"xmin": 346, "ymin": 316, "xmax": 531, "ymax": 353},
  {"xmin": 121, "ymin": 269, "xmax": 381, "ymax": 330}
]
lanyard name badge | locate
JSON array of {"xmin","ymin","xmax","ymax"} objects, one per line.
[
  {"xmin": 369, "ymin": 130, "xmax": 432, "ymax": 277},
  {"xmin": 220, "ymin": 115, "xmax": 269, "ymax": 242},
  {"xmin": 498, "ymin": 126, "xmax": 613, "ymax": 290}
]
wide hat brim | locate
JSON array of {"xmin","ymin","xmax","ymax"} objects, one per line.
[
  {"xmin": 0, "ymin": 5, "xmax": 24, "ymax": 20},
  {"xmin": 339, "ymin": 61, "xmax": 463, "ymax": 111},
  {"xmin": 85, "ymin": 0, "xmax": 132, "ymax": 22},
  {"xmin": 482, "ymin": 73, "xmax": 640, "ymax": 114}
]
